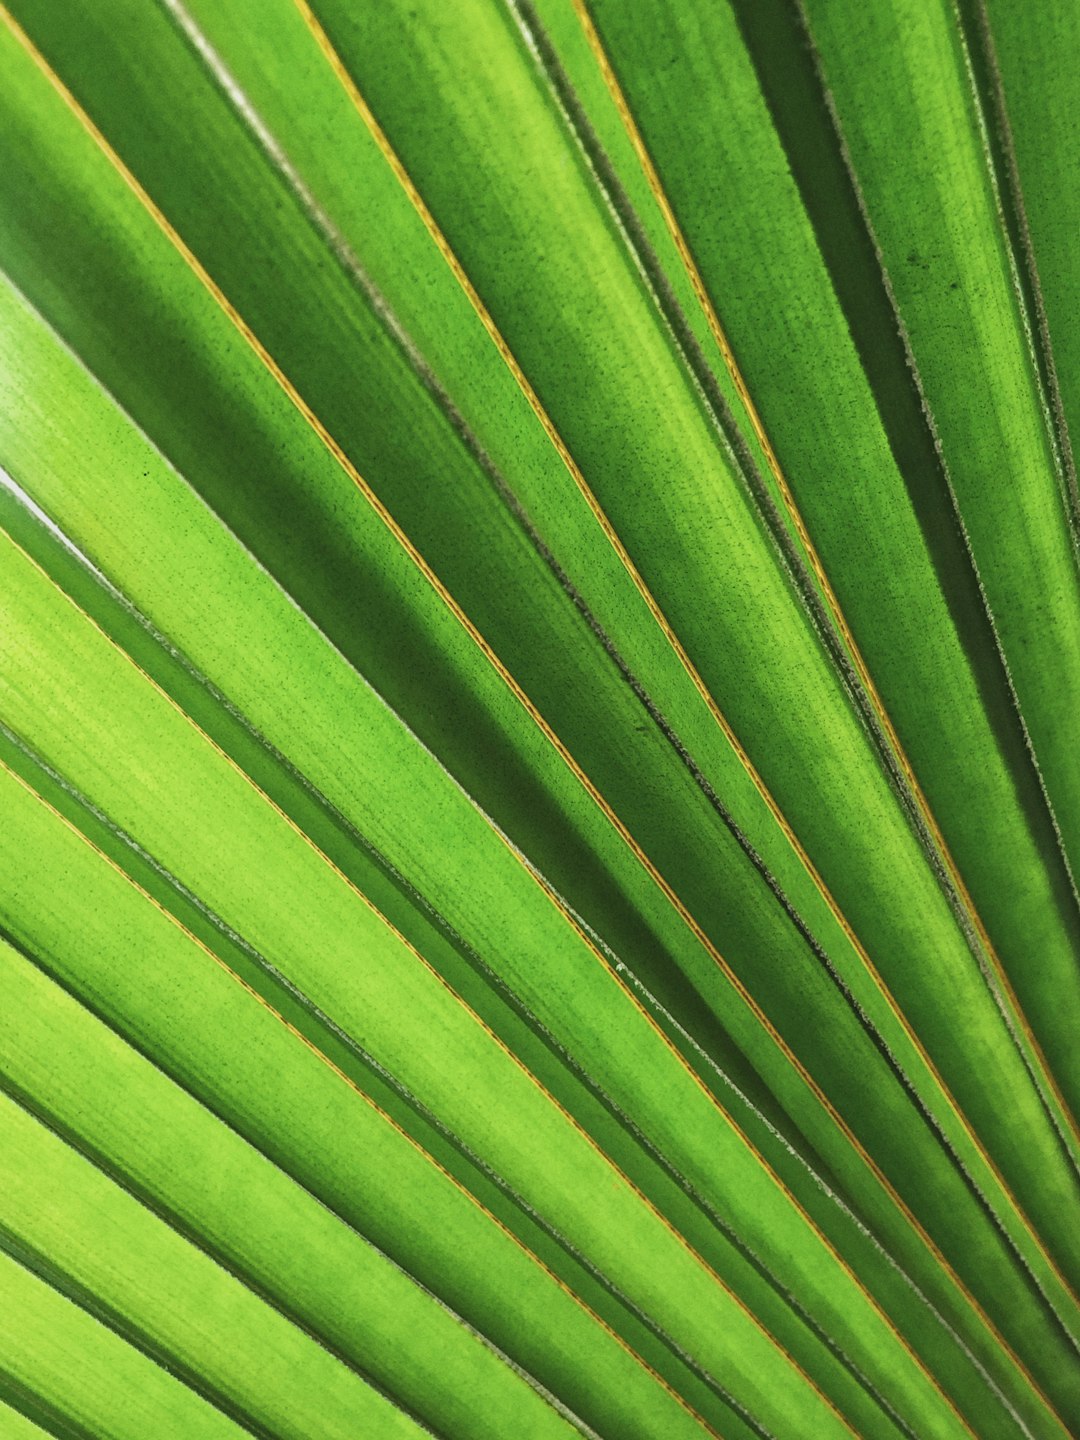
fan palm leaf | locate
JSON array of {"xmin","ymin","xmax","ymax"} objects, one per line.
[{"xmin": 0, "ymin": 1, "xmax": 1078, "ymax": 1437}]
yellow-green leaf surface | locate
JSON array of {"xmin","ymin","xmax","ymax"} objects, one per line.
[{"xmin": 1, "ymin": 1, "xmax": 1078, "ymax": 1437}]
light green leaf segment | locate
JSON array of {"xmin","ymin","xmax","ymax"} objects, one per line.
[{"xmin": 0, "ymin": 0, "xmax": 1078, "ymax": 1437}]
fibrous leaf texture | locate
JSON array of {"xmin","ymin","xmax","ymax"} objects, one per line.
[{"xmin": 0, "ymin": 1, "xmax": 1078, "ymax": 1437}]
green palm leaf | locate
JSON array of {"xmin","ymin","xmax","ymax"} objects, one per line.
[{"xmin": 1, "ymin": 2, "xmax": 1078, "ymax": 1436}]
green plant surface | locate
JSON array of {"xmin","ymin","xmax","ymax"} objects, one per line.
[{"xmin": 1, "ymin": 1, "xmax": 1078, "ymax": 1437}]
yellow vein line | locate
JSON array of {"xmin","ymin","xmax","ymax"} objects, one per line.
[
  {"xmin": 568, "ymin": 0, "xmax": 1080, "ymax": 1180},
  {"xmin": 0, "ymin": 524, "xmax": 857, "ymax": 1439},
  {"xmin": 0, "ymin": 10, "xmax": 1047, "ymax": 1432},
  {"xmin": 289, "ymin": 0, "xmax": 1080, "ymax": 1369},
  {"xmin": 0, "ymin": 758, "xmax": 720, "ymax": 1440}
]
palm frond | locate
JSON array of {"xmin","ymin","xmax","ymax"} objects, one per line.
[{"xmin": 1, "ymin": 2, "xmax": 1078, "ymax": 1437}]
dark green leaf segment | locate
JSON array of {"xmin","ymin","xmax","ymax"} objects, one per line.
[{"xmin": 0, "ymin": 1, "xmax": 1077, "ymax": 1436}]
